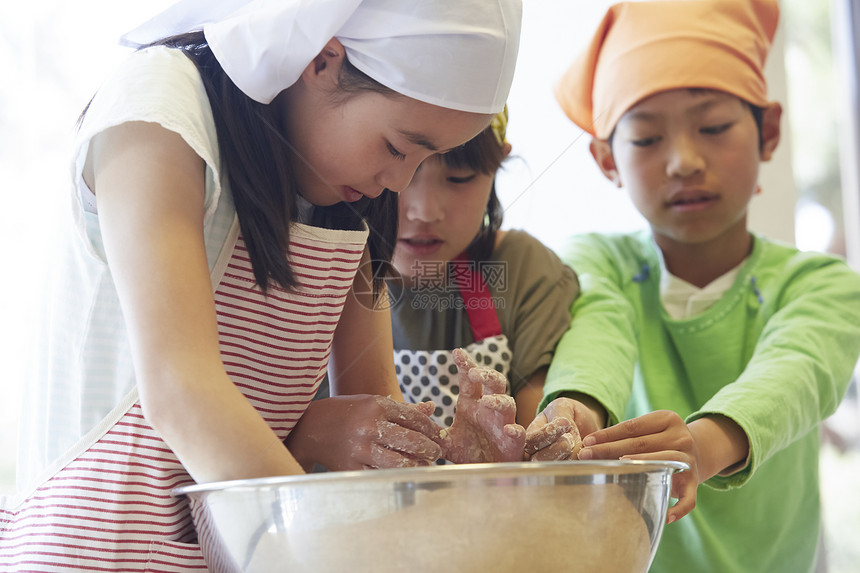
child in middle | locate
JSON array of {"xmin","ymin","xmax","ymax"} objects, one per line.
[{"xmin": 389, "ymin": 108, "xmax": 580, "ymax": 444}]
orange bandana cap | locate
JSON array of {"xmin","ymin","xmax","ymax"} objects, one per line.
[{"xmin": 555, "ymin": 0, "xmax": 779, "ymax": 139}]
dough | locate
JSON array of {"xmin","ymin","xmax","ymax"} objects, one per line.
[{"xmin": 252, "ymin": 482, "xmax": 652, "ymax": 572}]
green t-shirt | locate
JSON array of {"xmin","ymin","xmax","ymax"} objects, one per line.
[{"xmin": 544, "ymin": 231, "xmax": 860, "ymax": 573}]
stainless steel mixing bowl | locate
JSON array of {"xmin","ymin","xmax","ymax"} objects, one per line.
[{"xmin": 174, "ymin": 460, "xmax": 687, "ymax": 573}]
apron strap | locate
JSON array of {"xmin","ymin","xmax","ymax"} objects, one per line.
[{"xmin": 451, "ymin": 253, "xmax": 502, "ymax": 341}]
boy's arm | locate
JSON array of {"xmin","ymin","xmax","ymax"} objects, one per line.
[
  {"xmin": 578, "ymin": 409, "xmax": 749, "ymax": 524},
  {"xmin": 580, "ymin": 256, "xmax": 860, "ymax": 521},
  {"xmin": 527, "ymin": 235, "xmax": 639, "ymax": 459},
  {"xmin": 540, "ymin": 235, "xmax": 640, "ymax": 426},
  {"xmin": 690, "ymin": 258, "xmax": 860, "ymax": 487}
]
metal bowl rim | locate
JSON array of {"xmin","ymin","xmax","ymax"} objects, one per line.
[{"xmin": 172, "ymin": 460, "xmax": 688, "ymax": 498}]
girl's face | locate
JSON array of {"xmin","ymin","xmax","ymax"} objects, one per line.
[
  {"xmin": 392, "ymin": 154, "xmax": 497, "ymax": 287},
  {"xmin": 591, "ymin": 89, "xmax": 781, "ymax": 253},
  {"xmin": 282, "ymin": 44, "xmax": 493, "ymax": 207}
]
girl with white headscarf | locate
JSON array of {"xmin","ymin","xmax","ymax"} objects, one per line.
[{"xmin": 1, "ymin": 1, "xmax": 521, "ymax": 569}]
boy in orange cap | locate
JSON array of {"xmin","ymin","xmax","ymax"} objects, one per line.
[{"xmin": 527, "ymin": 1, "xmax": 860, "ymax": 571}]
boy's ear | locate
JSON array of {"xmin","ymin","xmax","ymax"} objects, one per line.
[
  {"xmin": 759, "ymin": 102, "xmax": 782, "ymax": 161},
  {"xmin": 301, "ymin": 38, "xmax": 346, "ymax": 89},
  {"xmin": 502, "ymin": 141, "xmax": 512, "ymax": 159},
  {"xmin": 589, "ymin": 138, "xmax": 622, "ymax": 187}
]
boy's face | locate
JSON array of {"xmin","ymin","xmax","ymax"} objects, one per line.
[{"xmin": 590, "ymin": 89, "xmax": 781, "ymax": 250}]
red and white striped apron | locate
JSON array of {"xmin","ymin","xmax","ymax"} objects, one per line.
[{"xmin": 0, "ymin": 220, "xmax": 367, "ymax": 572}]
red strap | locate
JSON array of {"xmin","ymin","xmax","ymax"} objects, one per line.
[{"xmin": 451, "ymin": 254, "xmax": 502, "ymax": 341}]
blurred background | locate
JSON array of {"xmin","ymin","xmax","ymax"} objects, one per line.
[{"xmin": 1, "ymin": 1, "xmax": 857, "ymax": 570}]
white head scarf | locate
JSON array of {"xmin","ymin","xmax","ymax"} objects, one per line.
[{"xmin": 121, "ymin": 0, "xmax": 521, "ymax": 114}]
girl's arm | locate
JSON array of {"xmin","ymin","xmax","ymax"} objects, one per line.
[
  {"xmin": 91, "ymin": 121, "xmax": 304, "ymax": 484},
  {"xmin": 326, "ymin": 248, "xmax": 402, "ymax": 398},
  {"xmin": 285, "ymin": 249, "xmax": 443, "ymax": 470},
  {"xmin": 513, "ymin": 369, "xmax": 545, "ymax": 428}
]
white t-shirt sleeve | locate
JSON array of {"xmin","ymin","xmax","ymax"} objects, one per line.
[{"xmin": 72, "ymin": 45, "xmax": 222, "ymax": 258}]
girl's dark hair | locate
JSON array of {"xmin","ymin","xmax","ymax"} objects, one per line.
[
  {"xmin": 440, "ymin": 127, "xmax": 507, "ymax": 262},
  {"xmin": 90, "ymin": 32, "xmax": 399, "ymax": 295}
]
